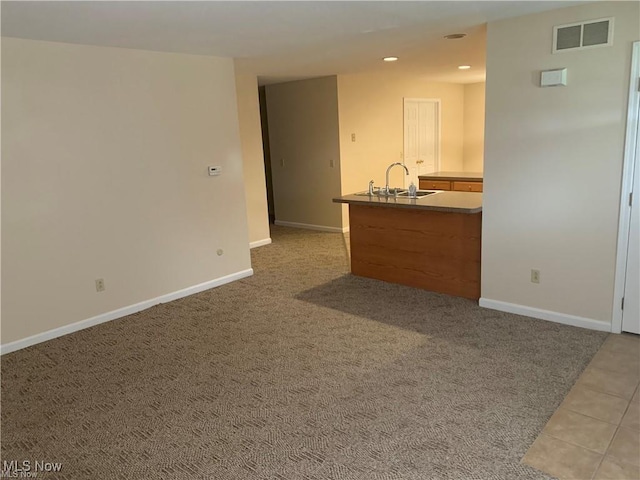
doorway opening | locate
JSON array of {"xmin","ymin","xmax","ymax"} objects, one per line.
[{"xmin": 258, "ymin": 86, "xmax": 276, "ymax": 224}]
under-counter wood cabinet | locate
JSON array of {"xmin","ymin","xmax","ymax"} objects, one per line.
[
  {"xmin": 418, "ymin": 172, "xmax": 483, "ymax": 192},
  {"xmin": 348, "ymin": 205, "xmax": 482, "ymax": 299},
  {"xmin": 453, "ymin": 181, "xmax": 483, "ymax": 192},
  {"xmin": 419, "ymin": 180, "xmax": 452, "ymax": 190},
  {"xmin": 333, "ymin": 192, "xmax": 483, "ymax": 300}
]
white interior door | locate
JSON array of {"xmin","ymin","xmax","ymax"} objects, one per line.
[
  {"xmin": 614, "ymin": 41, "xmax": 640, "ymax": 335},
  {"xmin": 622, "ymin": 109, "xmax": 639, "ymax": 334},
  {"xmin": 403, "ymin": 99, "xmax": 439, "ymax": 188}
]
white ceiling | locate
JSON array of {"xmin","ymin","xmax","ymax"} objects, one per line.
[{"xmin": 1, "ymin": 1, "xmax": 589, "ymax": 84}]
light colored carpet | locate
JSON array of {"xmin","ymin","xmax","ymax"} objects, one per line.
[{"xmin": 1, "ymin": 225, "xmax": 607, "ymax": 479}]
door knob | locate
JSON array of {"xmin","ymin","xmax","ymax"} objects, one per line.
[{"xmin": 416, "ymin": 159, "xmax": 424, "ymax": 164}]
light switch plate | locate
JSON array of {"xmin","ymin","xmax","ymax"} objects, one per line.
[{"xmin": 208, "ymin": 166, "xmax": 222, "ymax": 176}]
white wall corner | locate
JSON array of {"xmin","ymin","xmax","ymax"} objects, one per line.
[
  {"xmin": 249, "ymin": 238, "xmax": 272, "ymax": 249},
  {"xmin": 479, "ymin": 298, "xmax": 612, "ymax": 332},
  {"xmin": 0, "ymin": 269, "xmax": 254, "ymax": 355}
]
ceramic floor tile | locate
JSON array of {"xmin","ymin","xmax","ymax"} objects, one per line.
[
  {"xmin": 524, "ymin": 334, "xmax": 640, "ymax": 480},
  {"xmin": 594, "ymin": 456, "xmax": 640, "ymax": 480},
  {"xmin": 577, "ymin": 367, "xmax": 639, "ymax": 400},
  {"xmin": 599, "ymin": 333, "xmax": 639, "ymax": 348},
  {"xmin": 561, "ymin": 385, "xmax": 629, "ymax": 425},
  {"xmin": 522, "ymin": 433, "xmax": 602, "ymax": 480},
  {"xmin": 543, "ymin": 408, "xmax": 617, "ymax": 454},
  {"xmin": 621, "ymin": 402, "xmax": 640, "ymax": 431},
  {"xmin": 607, "ymin": 427, "xmax": 640, "ymax": 467},
  {"xmin": 589, "ymin": 348, "xmax": 640, "ymax": 379},
  {"xmin": 601, "ymin": 334, "xmax": 640, "ymax": 355}
]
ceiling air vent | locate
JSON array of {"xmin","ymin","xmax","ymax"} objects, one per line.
[{"xmin": 553, "ymin": 17, "xmax": 614, "ymax": 53}]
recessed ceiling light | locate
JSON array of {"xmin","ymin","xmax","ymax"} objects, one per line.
[
  {"xmin": 383, "ymin": 56, "xmax": 399, "ymax": 62},
  {"xmin": 458, "ymin": 65, "xmax": 471, "ymax": 70},
  {"xmin": 444, "ymin": 33, "xmax": 467, "ymax": 40}
]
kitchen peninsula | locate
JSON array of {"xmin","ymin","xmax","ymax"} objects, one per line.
[{"xmin": 333, "ymin": 191, "xmax": 482, "ymax": 300}]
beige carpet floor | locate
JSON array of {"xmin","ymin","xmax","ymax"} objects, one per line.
[{"xmin": 1, "ymin": 226, "xmax": 608, "ymax": 479}]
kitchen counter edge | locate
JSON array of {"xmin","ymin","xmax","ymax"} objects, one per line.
[{"xmin": 333, "ymin": 192, "xmax": 482, "ymax": 214}]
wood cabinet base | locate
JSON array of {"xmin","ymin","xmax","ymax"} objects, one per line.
[{"xmin": 349, "ymin": 205, "xmax": 482, "ymax": 300}]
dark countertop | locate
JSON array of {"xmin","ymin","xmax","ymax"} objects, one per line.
[
  {"xmin": 418, "ymin": 171, "xmax": 484, "ymax": 182},
  {"xmin": 333, "ymin": 191, "xmax": 482, "ymax": 214}
]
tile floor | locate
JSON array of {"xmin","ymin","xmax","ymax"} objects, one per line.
[{"xmin": 523, "ymin": 333, "xmax": 640, "ymax": 480}]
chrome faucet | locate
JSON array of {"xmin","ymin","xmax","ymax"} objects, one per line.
[{"xmin": 385, "ymin": 162, "xmax": 409, "ymax": 195}]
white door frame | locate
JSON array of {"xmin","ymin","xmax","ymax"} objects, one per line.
[
  {"xmin": 403, "ymin": 98, "xmax": 441, "ymax": 186},
  {"xmin": 612, "ymin": 41, "xmax": 640, "ymax": 334}
]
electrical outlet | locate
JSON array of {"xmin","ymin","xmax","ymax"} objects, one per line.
[
  {"xmin": 531, "ymin": 269, "xmax": 540, "ymax": 284},
  {"xmin": 351, "ymin": 133, "xmax": 356, "ymax": 142},
  {"xmin": 330, "ymin": 158, "xmax": 335, "ymax": 168},
  {"xmin": 280, "ymin": 158, "xmax": 285, "ymax": 167},
  {"xmin": 95, "ymin": 278, "xmax": 105, "ymax": 292}
]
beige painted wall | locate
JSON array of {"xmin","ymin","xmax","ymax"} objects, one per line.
[
  {"xmin": 265, "ymin": 76, "xmax": 343, "ymax": 230},
  {"xmin": 463, "ymin": 82, "xmax": 485, "ymax": 172},
  {"xmin": 2, "ymin": 38, "xmax": 251, "ymax": 344},
  {"xmin": 337, "ymin": 73, "xmax": 465, "ymax": 196},
  {"xmin": 482, "ymin": 1, "xmax": 639, "ymax": 324},
  {"xmin": 234, "ymin": 69, "xmax": 271, "ymax": 245}
]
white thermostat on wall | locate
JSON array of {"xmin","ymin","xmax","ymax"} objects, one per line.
[
  {"xmin": 540, "ymin": 68, "xmax": 567, "ymax": 87},
  {"xmin": 208, "ymin": 166, "xmax": 222, "ymax": 176}
]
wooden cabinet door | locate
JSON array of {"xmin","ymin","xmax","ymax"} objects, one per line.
[
  {"xmin": 419, "ymin": 180, "xmax": 451, "ymax": 190},
  {"xmin": 452, "ymin": 181, "xmax": 483, "ymax": 192}
]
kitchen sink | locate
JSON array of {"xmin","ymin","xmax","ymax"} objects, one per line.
[
  {"xmin": 354, "ymin": 188, "xmax": 407, "ymax": 196},
  {"xmin": 397, "ymin": 190, "xmax": 437, "ymax": 198},
  {"xmin": 353, "ymin": 189, "xmax": 437, "ymax": 198}
]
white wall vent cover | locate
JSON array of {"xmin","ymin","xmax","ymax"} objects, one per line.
[{"xmin": 553, "ymin": 17, "xmax": 614, "ymax": 53}]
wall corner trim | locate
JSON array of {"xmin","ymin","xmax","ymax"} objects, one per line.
[
  {"xmin": 274, "ymin": 220, "xmax": 349, "ymax": 233},
  {"xmin": 0, "ymin": 269, "xmax": 254, "ymax": 355},
  {"xmin": 249, "ymin": 238, "xmax": 272, "ymax": 249},
  {"xmin": 479, "ymin": 298, "xmax": 612, "ymax": 332}
]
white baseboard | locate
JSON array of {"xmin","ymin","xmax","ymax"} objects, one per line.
[
  {"xmin": 274, "ymin": 220, "xmax": 349, "ymax": 233},
  {"xmin": 249, "ymin": 238, "xmax": 272, "ymax": 249},
  {"xmin": 0, "ymin": 269, "xmax": 254, "ymax": 355},
  {"xmin": 479, "ymin": 298, "xmax": 611, "ymax": 332}
]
